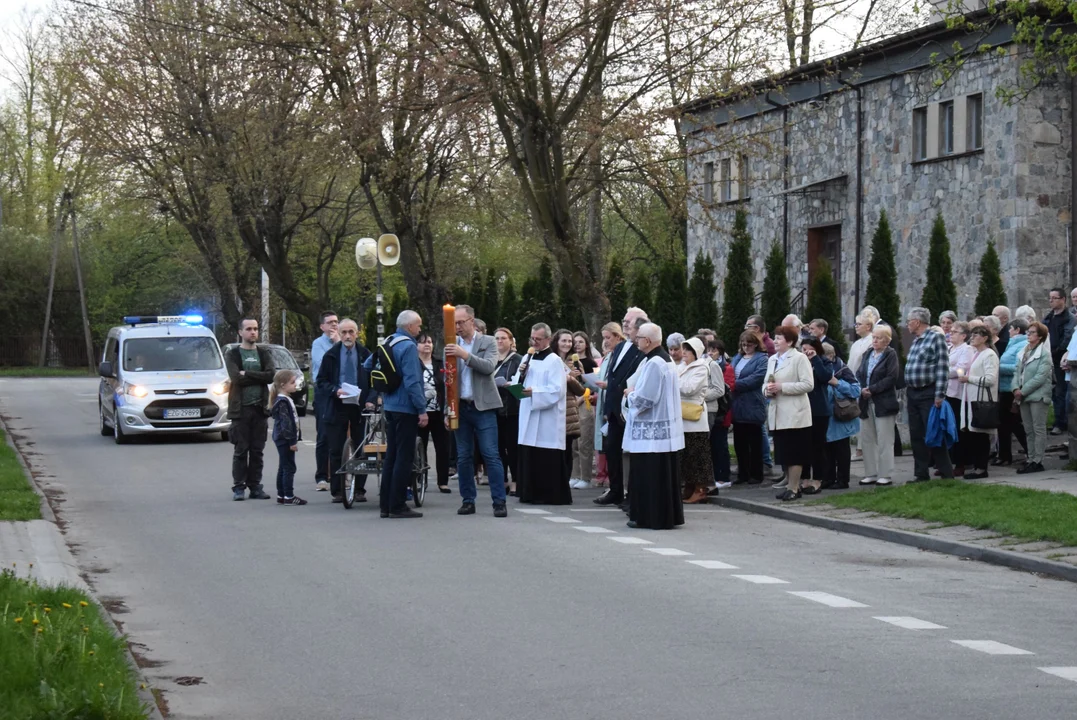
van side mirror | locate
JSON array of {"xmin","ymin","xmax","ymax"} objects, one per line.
[{"xmin": 98, "ymin": 361, "xmax": 115, "ymax": 378}]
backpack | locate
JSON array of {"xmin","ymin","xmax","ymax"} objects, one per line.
[{"xmin": 370, "ymin": 335, "xmax": 409, "ymax": 393}]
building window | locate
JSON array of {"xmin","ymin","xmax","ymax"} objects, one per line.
[
  {"xmin": 966, "ymin": 94, "xmax": 983, "ymax": 151},
  {"xmin": 913, "ymin": 107, "xmax": 927, "ymax": 161},
  {"xmin": 738, "ymin": 154, "xmax": 750, "ymax": 200},
  {"xmin": 703, "ymin": 161, "xmax": 714, "ymax": 204},
  {"xmin": 720, "ymin": 158, "xmax": 732, "ymax": 203},
  {"xmin": 939, "ymin": 100, "xmax": 954, "ymax": 156}
]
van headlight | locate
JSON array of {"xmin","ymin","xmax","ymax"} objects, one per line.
[
  {"xmin": 123, "ymin": 383, "xmax": 150, "ymax": 399},
  {"xmin": 211, "ymin": 381, "xmax": 229, "ymax": 396}
]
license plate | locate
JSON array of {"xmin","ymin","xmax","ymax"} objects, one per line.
[{"xmin": 163, "ymin": 408, "xmax": 201, "ymax": 419}]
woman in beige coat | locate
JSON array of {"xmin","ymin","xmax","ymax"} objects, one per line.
[
  {"xmin": 679, "ymin": 337, "xmax": 713, "ymax": 503},
  {"xmin": 765, "ymin": 326, "xmax": 815, "ymax": 501},
  {"xmin": 958, "ymin": 325, "xmax": 1000, "ymax": 479}
]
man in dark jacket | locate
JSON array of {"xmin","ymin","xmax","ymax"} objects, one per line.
[
  {"xmin": 315, "ymin": 319, "xmax": 376, "ymax": 503},
  {"xmin": 225, "ymin": 319, "xmax": 275, "ymax": 501},
  {"xmin": 594, "ymin": 307, "xmax": 647, "ymax": 508},
  {"xmin": 1044, "ymin": 288, "xmax": 1076, "ymax": 434}
]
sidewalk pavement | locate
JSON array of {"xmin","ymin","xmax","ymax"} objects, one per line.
[
  {"xmin": 716, "ymin": 443, "xmax": 1077, "ymax": 583},
  {"xmin": 1, "ymin": 520, "xmax": 89, "ymax": 590}
]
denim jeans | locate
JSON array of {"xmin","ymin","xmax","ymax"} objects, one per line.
[
  {"xmin": 380, "ymin": 411, "xmax": 419, "ymax": 514},
  {"xmin": 456, "ymin": 402, "xmax": 506, "ymax": 505},
  {"xmin": 1052, "ymin": 365, "xmax": 1069, "ymax": 430},
  {"xmin": 275, "ymin": 444, "xmax": 296, "ymax": 498}
]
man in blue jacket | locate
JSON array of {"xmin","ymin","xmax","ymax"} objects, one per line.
[{"xmin": 367, "ymin": 310, "xmax": 429, "ymax": 518}]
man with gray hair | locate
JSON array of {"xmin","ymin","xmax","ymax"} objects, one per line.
[
  {"xmin": 903, "ymin": 307, "xmax": 953, "ymax": 482},
  {"xmin": 516, "ymin": 322, "xmax": 571, "ymax": 504},
  {"xmin": 666, "ymin": 332, "xmax": 686, "ymax": 364}
]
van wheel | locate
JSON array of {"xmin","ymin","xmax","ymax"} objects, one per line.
[
  {"xmin": 113, "ymin": 417, "xmax": 130, "ymax": 445},
  {"xmin": 99, "ymin": 404, "xmax": 111, "ymax": 436}
]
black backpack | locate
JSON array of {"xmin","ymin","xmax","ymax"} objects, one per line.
[{"xmin": 370, "ymin": 335, "xmax": 409, "ymax": 393}]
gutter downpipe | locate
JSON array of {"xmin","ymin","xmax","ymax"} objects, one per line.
[
  {"xmin": 764, "ymin": 92, "xmax": 789, "ymax": 259},
  {"xmin": 839, "ymin": 75, "xmax": 864, "ymax": 321}
]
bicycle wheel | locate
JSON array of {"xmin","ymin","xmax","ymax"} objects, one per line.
[
  {"xmin": 340, "ymin": 437, "xmax": 355, "ymax": 509},
  {"xmin": 412, "ymin": 436, "xmax": 428, "ymax": 507}
]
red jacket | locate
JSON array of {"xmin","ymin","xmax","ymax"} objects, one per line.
[{"xmin": 720, "ymin": 361, "xmax": 736, "ymax": 428}]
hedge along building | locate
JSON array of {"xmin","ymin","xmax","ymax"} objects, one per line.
[{"xmin": 679, "ymin": 11, "xmax": 1075, "ymax": 335}]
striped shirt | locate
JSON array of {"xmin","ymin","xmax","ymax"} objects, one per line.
[{"xmin": 904, "ymin": 330, "xmax": 949, "ymax": 398}]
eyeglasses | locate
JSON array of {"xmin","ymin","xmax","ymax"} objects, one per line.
[
  {"xmin": 324, "ymin": 319, "xmax": 339, "ymax": 325},
  {"xmin": 529, "ymin": 336, "xmax": 545, "ymax": 344}
]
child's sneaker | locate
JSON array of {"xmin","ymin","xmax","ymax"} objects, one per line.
[{"xmin": 282, "ymin": 496, "xmax": 308, "ymax": 506}]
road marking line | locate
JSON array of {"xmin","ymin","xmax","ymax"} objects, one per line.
[
  {"xmin": 787, "ymin": 591, "xmax": 868, "ymax": 608},
  {"xmin": 568, "ymin": 508, "xmax": 621, "ymax": 512},
  {"xmin": 573, "ymin": 526, "xmax": 616, "ymax": 534},
  {"xmin": 873, "ymin": 616, "xmax": 947, "ymax": 630},
  {"xmin": 644, "ymin": 548, "xmax": 692, "ymax": 556},
  {"xmin": 951, "ymin": 640, "xmax": 1034, "ymax": 655},
  {"xmin": 608, "ymin": 536, "xmax": 653, "ymax": 545},
  {"xmin": 732, "ymin": 575, "xmax": 789, "ymax": 584},
  {"xmin": 687, "ymin": 560, "xmax": 739, "ymax": 569},
  {"xmin": 542, "ymin": 516, "xmax": 581, "ymax": 524},
  {"xmin": 516, "ymin": 509, "xmax": 553, "ymax": 515},
  {"xmin": 1039, "ymin": 667, "xmax": 1077, "ymax": 682}
]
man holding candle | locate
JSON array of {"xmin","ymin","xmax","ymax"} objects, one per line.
[{"xmin": 445, "ymin": 304, "xmax": 508, "ymax": 518}]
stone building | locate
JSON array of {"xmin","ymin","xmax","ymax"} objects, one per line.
[{"xmin": 681, "ymin": 13, "xmax": 1075, "ymax": 331}]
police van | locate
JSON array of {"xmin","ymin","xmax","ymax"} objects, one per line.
[{"xmin": 97, "ymin": 315, "xmax": 231, "ymax": 444}]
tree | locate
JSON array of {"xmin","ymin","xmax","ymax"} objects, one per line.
[
  {"xmin": 719, "ymin": 209, "xmax": 756, "ymax": 350},
  {"xmin": 805, "ymin": 258, "xmax": 847, "ymax": 357},
  {"xmin": 389, "ymin": 290, "xmax": 409, "ymax": 329},
  {"xmin": 920, "ymin": 213, "xmax": 958, "ymax": 325},
  {"xmin": 518, "ymin": 277, "xmax": 539, "ymax": 342},
  {"xmin": 467, "ymin": 266, "xmax": 484, "ymax": 314},
  {"xmin": 606, "ymin": 258, "xmax": 628, "ymax": 325},
  {"xmin": 761, "ymin": 243, "xmax": 791, "ymax": 334},
  {"xmin": 501, "ymin": 277, "xmax": 518, "ymax": 337},
  {"xmin": 655, "ymin": 260, "xmax": 688, "ymax": 336},
  {"xmin": 480, "ymin": 269, "xmax": 501, "ymax": 327},
  {"xmin": 363, "ymin": 304, "xmax": 378, "ymax": 351},
  {"xmin": 557, "ymin": 277, "xmax": 585, "ymax": 331},
  {"xmin": 534, "ymin": 259, "xmax": 557, "ymax": 327},
  {"xmin": 629, "ymin": 266, "xmax": 654, "ymax": 317},
  {"xmin": 863, "ymin": 210, "xmax": 903, "ymax": 355},
  {"xmin": 975, "ymin": 241, "xmax": 1007, "ymax": 317},
  {"xmin": 686, "ymin": 252, "xmax": 719, "ymax": 335}
]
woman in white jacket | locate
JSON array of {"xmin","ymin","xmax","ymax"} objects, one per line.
[
  {"xmin": 679, "ymin": 337, "xmax": 714, "ymax": 503},
  {"xmin": 765, "ymin": 326, "xmax": 815, "ymax": 501},
  {"xmin": 958, "ymin": 325, "xmax": 1000, "ymax": 479}
]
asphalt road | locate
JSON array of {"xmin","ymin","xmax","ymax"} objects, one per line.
[{"xmin": 3, "ymin": 377, "xmax": 1077, "ymax": 720}]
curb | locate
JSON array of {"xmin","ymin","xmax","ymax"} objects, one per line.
[
  {"xmin": 0, "ymin": 412, "xmax": 167, "ymax": 720},
  {"xmin": 714, "ymin": 494, "xmax": 1077, "ymax": 584}
]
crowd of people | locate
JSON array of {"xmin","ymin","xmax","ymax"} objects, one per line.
[{"xmin": 222, "ymin": 286, "xmax": 1077, "ymax": 525}]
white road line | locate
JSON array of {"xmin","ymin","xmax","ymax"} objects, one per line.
[
  {"xmin": 516, "ymin": 509, "xmax": 553, "ymax": 515},
  {"xmin": 951, "ymin": 640, "xmax": 1034, "ymax": 655},
  {"xmin": 608, "ymin": 536, "xmax": 653, "ymax": 545},
  {"xmin": 787, "ymin": 591, "xmax": 868, "ymax": 608},
  {"xmin": 732, "ymin": 575, "xmax": 789, "ymax": 584},
  {"xmin": 873, "ymin": 616, "xmax": 947, "ymax": 630},
  {"xmin": 572, "ymin": 526, "xmax": 616, "ymax": 534},
  {"xmin": 644, "ymin": 548, "xmax": 693, "ymax": 556},
  {"xmin": 542, "ymin": 516, "xmax": 581, "ymax": 524},
  {"xmin": 1039, "ymin": 667, "xmax": 1077, "ymax": 682},
  {"xmin": 686, "ymin": 560, "xmax": 739, "ymax": 570}
]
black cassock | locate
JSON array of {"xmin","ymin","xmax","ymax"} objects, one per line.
[
  {"xmin": 518, "ymin": 446, "xmax": 572, "ymax": 505},
  {"xmin": 628, "ymin": 451, "xmax": 684, "ymax": 529}
]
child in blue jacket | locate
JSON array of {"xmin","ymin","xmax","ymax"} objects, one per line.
[{"xmin": 271, "ymin": 370, "xmax": 306, "ymax": 505}]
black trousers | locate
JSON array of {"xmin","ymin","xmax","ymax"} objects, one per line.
[
  {"xmin": 231, "ymin": 405, "xmax": 268, "ymax": 491},
  {"xmin": 381, "ymin": 411, "xmax": 419, "ymax": 514},
  {"xmin": 314, "ymin": 405, "xmax": 329, "ymax": 483},
  {"xmin": 998, "ymin": 391, "xmax": 1028, "ymax": 462},
  {"xmin": 605, "ymin": 414, "xmax": 627, "ymax": 502},
  {"xmin": 418, "ymin": 410, "xmax": 451, "ymax": 487},
  {"xmin": 946, "ymin": 397, "xmax": 967, "ymax": 469},
  {"xmin": 965, "ymin": 432, "xmax": 991, "ymax": 471},
  {"xmin": 827, "ymin": 437, "xmax": 851, "ymax": 487},
  {"xmin": 732, "ymin": 422, "xmax": 763, "ymax": 482},
  {"xmin": 908, "ymin": 386, "xmax": 954, "ymax": 479},
  {"xmin": 327, "ymin": 405, "xmax": 368, "ymax": 496},
  {"xmin": 802, "ymin": 415, "xmax": 830, "ymax": 481},
  {"xmin": 497, "ymin": 413, "xmax": 520, "ymax": 485}
]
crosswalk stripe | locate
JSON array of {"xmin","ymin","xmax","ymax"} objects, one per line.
[
  {"xmin": 951, "ymin": 640, "xmax": 1033, "ymax": 655},
  {"xmin": 787, "ymin": 591, "xmax": 868, "ymax": 608},
  {"xmin": 874, "ymin": 616, "xmax": 946, "ymax": 630}
]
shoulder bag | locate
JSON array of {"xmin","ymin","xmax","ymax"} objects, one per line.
[{"xmin": 971, "ymin": 382, "xmax": 1000, "ymax": 429}]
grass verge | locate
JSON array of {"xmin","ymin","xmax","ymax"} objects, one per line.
[
  {"xmin": 0, "ymin": 427, "xmax": 41, "ymax": 521},
  {"xmin": 0, "ymin": 569, "xmax": 150, "ymax": 719},
  {"xmin": 0, "ymin": 368, "xmax": 93, "ymax": 378},
  {"xmin": 820, "ymin": 479, "xmax": 1077, "ymax": 546}
]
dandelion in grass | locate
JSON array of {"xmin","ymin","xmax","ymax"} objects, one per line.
[
  {"xmin": 31, "ymin": 618, "xmax": 39, "ymax": 625},
  {"xmin": 62, "ymin": 603, "xmax": 72, "ymax": 609},
  {"xmin": 79, "ymin": 601, "xmax": 88, "ymax": 607},
  {"xmin": 14, "ymin": 617, "xmax": 22, "ymax": 623}
]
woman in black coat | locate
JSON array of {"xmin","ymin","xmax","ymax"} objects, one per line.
[
  {"xmin": 855, "ymin": 325, "xmax": 901, "ymax": 487},
  {"xmin": 494, "ymin": 327, "xmax": 524, "ymax": 496},
  {"xmin": 800, "ymin": 338, "xmax": 832, "ymax": 493},
  {"xmin": 417, "ymin": 332, "xmax": 452, "ymax": 493}
]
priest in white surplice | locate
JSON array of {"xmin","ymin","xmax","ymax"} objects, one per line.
[
  {"xmin": 515, "ymin": 323, "xmax": 572, "ymax": 505},
  {"xmin": 625, "ymin": 323, "xmax": 685, "ymax": 529}
]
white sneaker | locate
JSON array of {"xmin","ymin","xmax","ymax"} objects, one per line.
[
  {"xmin": 771, "ymin": 478, "xmax": 788, "ymax": 489},
  {"xmin": 576, "ymin": 481, "xmax": 592, "ymax": 489},
  {"xmin": 315, "ymin": 481, "xmax": 329, "ymax": 491},
  {"xmin": 875, "ymin": 478, "xmax": 892, "ymax": 486},
  {"xmin": 858, "ymin": 477, "xmax": 876, "ymax": 486}
]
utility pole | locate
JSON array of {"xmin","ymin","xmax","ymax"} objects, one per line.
[
  {"xmin": 68, "ymin": 196, "xmax": 97, "ymax": 372},
  {"xmin": 38, "ymin": 200, "xmax": 65, "ymax": 367}
]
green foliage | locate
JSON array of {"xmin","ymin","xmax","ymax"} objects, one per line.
[
  {"xmin": 533, "ymin": 258, "xmax": 557, "ymax": 326},
  {"xmin": 863, "ymin": 210, "xmax": 903, "ymax": 355},
  {"xmin": 805, "ymin": 257, "xmax": 847, "ymax": 357},
  {"xmin": 557, "ymin": 277, "xmax": 584, "ymax": 331},
  {"xmin": 760, "ymin": 243, "xmax": 791, "ymax": 335},
  {"xmin": 480, "ymin": 268, "xmax": 501, "ymax": 327},
  {"xmin": 606, "ymin": 258, "xmax": 628, "ymax": 325},
  {"xmin": 686, "ymin": 252, "xmax": 719, "ymax": 336},
  {"xmin": 363, "ymin": 304, "xmax": 378, "ymax": 351},
  {"xmin": 500, "ymin": 277, "xmax": 518, "ymax": 336},
  {"xmin": 467, "ymin": 266, "xmax": 484, "ymax": 314},
  {"xmin": 654, "ymin": 260, "xmax": 688, "ymax": 335},
  {"xmin": 974, "ymin": 241, "xmax": 1007, "ymax": 317},
  {"xmin": 450, "ymin": 283, "xmax": 469, "ymax": 306},
  {"xmin": 920, "ymin": 213, "xmax": 958, "ymax": 325},
  {"xmin": 0, "ymin": 427, "xmax": 41, "ymax": 521},
  {"xmin": 517, "ymin": 277, "xmax": 539, "ymax": 343},
  {"xmin": 389, "ymin": 290, "xmax": 409, "ymax": 328},
  {"xmin": 629, "ymin": 265, "xmax": 653, "ymax": 315},
  {"xmin": 719, "ymin": 209, "xmax": 756, "ymax": 350}
]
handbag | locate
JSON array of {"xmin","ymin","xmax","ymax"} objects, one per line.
[
  {"xmin": 680, "ymin": 401, "xmax": 704, "ymax": 422},
  {"xmin": 833, "ymin": 394, "xmax": 861, "ymax": 421},
  {"xmin": 970, "ymin": 382, "xmax": 1000, "ymax": 429}
]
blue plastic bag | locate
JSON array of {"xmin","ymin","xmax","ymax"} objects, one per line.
[{"xmin": 925, "ymin": 400, "xmax": 958, "ymax": 449}]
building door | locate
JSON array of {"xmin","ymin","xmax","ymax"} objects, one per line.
[{"xmin": 807, "ymin": 224, "xmax": 842, "ymax": 294}]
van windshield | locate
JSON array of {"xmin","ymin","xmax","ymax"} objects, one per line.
[{"xmin": 123, "ymin": 337, "xmax": 223, "ymax": 372}]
